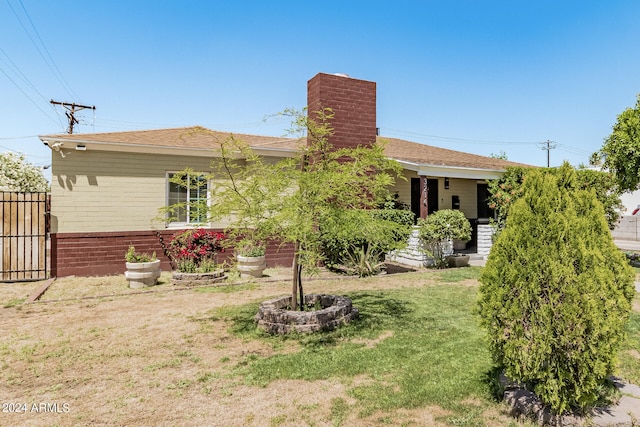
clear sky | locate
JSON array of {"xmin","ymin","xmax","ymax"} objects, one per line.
[{"xmin": 2, "ymin": 1, "xmax": 640, "ymax": 172}]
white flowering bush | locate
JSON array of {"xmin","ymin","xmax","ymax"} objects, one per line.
[{"xmin": 0, "ymin": 152, "xmax": 49, "ymax": 192}]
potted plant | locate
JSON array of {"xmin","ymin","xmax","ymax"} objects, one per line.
[
  {"xmin": 168, "ymin": 229, "xmax": 226, "ymax": 285},
  {"xmin": 235, "ymin": 239, "xmax": 266, "ymax": 279},
  {"xmin": 124, "ymin": 245, "xmax": 161, "ymax": 288},
  {"xmin": 417, "ymin": 209, "xmax": 472, "ymax": 268}
]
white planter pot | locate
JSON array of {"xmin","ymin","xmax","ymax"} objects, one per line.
[
  {"xmin": 236, "ymin": 255, "xmax": 266, "ymax": 279},
  {"xmin": 125, "ymin": 259, "xmax": 161, "ymax": 288}
]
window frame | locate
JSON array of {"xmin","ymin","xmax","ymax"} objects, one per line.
[{"xmin": 165, "ymin": 171, "xmax": 210, "ymax": 228}]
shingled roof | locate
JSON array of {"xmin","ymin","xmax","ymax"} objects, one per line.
[{"xmin": 40, "ymin": 126, "xmax": 528, "ymax": 171}]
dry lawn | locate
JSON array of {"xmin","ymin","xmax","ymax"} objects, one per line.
[{"xmin": 0, "ymin": 266, "xmax": 473, "ymax": 427}]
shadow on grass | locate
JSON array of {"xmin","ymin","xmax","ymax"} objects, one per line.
[
  {"xmin": 201, "ymin": 291, "xmax": 416, "ymax": 347},
  {"xmin": 347, "ymin": 292, "xmax": 414, "ymax": 331},
  {"xmin": 481, "ymin": 365, "xmax": 504, "ymax": 402}
]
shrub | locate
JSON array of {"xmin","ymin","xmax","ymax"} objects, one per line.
[
  {"xmin": 168, "ymin": 229, "xmax": 225, "ymax": 273},
  {"xmin": 477, "ymin": 163, "xmax": 635, "ymax": 414},
  {"xmin": 319, "ymin": 208, "xmax": 410, "ymax": 275},
  {"xmin": 125, "ymin": 245, "xmax": 156, "ymax": 263},
  {"xmin": 370, "ymin": 208, "xmax": 415, "ymax": 227},
  {"xmin": 417, "ymin": 209, "xmax": 471, "ymax": 268}
]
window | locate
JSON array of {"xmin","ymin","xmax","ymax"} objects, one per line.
[{"xmin": 167, "ymin": 172, "xmax": 208, "ymax": 225}]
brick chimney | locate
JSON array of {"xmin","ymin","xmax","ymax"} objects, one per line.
[{"xmin": 307, "ymin": 73, "xmax": 376, "ymax": 149}]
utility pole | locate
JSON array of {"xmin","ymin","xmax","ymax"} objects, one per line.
[
  {"xmin": 50, "ymin": 100, "xmax": 96, "ymax": 134},
  {"xmin": 539, "ymin": 140, "xmax": 557, "ymax": 167}
]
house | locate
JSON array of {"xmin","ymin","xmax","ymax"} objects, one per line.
[{"xmin": 40, "ymin": 72, "xmax": 527, "ymax": 277}]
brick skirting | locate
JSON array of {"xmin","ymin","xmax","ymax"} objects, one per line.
[{"xmin": 51, "ymin": 230, "xmax": 295, "ymax": 277}]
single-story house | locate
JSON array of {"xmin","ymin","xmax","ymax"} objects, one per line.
[{"xmin": 40, "ymin": 72, "xmax": 528, "ymax": 276}]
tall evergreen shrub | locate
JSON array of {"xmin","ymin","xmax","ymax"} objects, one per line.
[{"xmin": 478, "ymin": 163, "xmax": 635, "ymax": 414}]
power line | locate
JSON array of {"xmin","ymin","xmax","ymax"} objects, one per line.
[
  {"xmin": 0, "ymin": 46, "xmax": 64, "ymax": 129},
  {"xmin": 0, "ymin": 135, "xmax": 39, "ymax": 140},
  {"xmin": 381, "ymin": 127, "xmax": 542, "ymax": 146},
  {"xmin": 5, "ymin": 0, "xmax": 80, "ymax": 102},
  {"xmin": 0, "ymin": 47, "xmax": 48, "ymax": 103},
  {"xmin": 556, "ymin": 143, "xmax": 593, "ymax": 156},
  {"xmin": 0, "ymin": 64, "xmax": 60, "ymax": 126}
]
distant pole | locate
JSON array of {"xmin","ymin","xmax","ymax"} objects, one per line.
[
  {"xmin": 50, "ymin": 100, "xmax": 96, "ymax": 134},
  {"xmin": 539, "ymin": 140, "xmax": 557, "ymax": 167}
]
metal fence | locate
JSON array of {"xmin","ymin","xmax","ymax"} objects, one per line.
[{"xmin": 0, "ymin": 192, "xmax": 50, "ymax": 282}]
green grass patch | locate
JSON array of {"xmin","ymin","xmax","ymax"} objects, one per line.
[
  {"xmin": 203, "ymin": 274, "xmax": 640, "ymax": 425},
  {"xmin": 222, "ymin": 284, "xmax": 494, "ymax": 424},
  {"xmin": 619, "ymin": 310, "xmax": 640, "ymax": 385},
  {"xmin": 330, "ymin": 397, "xmax": 350, "ymax": 426},
  {"xmin": 433, "ymin": 266, "xmax": 482, "ymax": 282}
]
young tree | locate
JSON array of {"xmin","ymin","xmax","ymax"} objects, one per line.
[
  {"xmin": 478, "ymin": 163, "xmax": 635, "ymax": 414},
  {"xmin": 0, "ymin": 152, "xmax": 49, "ymax": 192},
  {"xmin": 591, "ymin": 94, "xmax": 640, "ymax": 192},
  {"xmin": 174, "ymin": 109, "xmax": 402, "ymax": 310}
]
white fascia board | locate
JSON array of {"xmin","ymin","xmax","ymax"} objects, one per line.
[
  {"xmin": 40, "ymin": 137, "xmax": 297, "ymax": 158},
  {"xmin": 416, "ymin": 164, "xmax": 505, "ymax": 180},
  {"xmin": 391, "ymin": 158, "xmax": 505, "ymax": 179}
]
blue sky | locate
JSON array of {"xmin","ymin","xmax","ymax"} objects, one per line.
[{"xmin": 2, "ymin": 1, "xmax": 640, "ymax": 172}]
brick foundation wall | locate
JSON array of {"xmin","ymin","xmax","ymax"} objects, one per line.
[
  {"xmin": 51, "ymin": 230, "xmax": 295, "ymax": 277},
  {"xmin": 307, "ymin": 73, "xmax": 376, "ymax": 149}
]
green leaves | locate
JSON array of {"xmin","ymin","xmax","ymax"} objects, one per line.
[
  {"xmin": 478, "ymin": 163, "xmax": 635, "ymax": 414},
  {"xmin": 417, "ymin": 209, "xmax": 471, "ymax": 243},
  {"xmin": 416, "ymin": 209, "xmax": 472, "ymax": 268},
  {"xmin": 594, "ymin": 94, "xmax": 640, "ymax": 192},
  {"xmin": 167, "ymin": 110, "xmax": 403, "ymax": 278}
]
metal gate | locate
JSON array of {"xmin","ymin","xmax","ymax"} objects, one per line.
[{"xmin": 0, "ymin": 192, "xmax": 50, "ymax": 282}]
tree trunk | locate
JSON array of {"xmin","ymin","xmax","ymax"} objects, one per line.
[
  {"xmin": 297, "ymin": 263, "xmax": 304, "ymax": 311},
  {"xmin": 291, "ymin": 241, "xmax": 299, "ymax": 311}
]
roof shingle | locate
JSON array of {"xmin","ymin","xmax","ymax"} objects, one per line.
[{"xmin": 41, "ymin": 126, "xmax": 529, "ymax": 170}]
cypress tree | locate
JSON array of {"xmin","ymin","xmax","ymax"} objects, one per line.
[{"xmin": 478, "ymin": 163, "xmax": 635, "ymax": 414}]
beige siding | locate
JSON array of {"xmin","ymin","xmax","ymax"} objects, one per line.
[
  {"xmin": 50, "ymin": 149, "xmax": 489, "ymax": 233},
  {"xmin": 438, "ymin": 178, "xmax": 479, "ymax": 218},
  {"xmin": 390, "ymin": 171, "xmax": 482, "ymax": 219},
  {"xmin": 51, "ymin": 151, "xmax": 233, "ymax": 233},
  {"xmin": 390, "ymin": 170, "xmax": 418, "ymax": 207}
]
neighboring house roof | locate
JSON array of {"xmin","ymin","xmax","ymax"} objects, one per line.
[{"xmin": 40, "ymin": 126, "xmax": 529, "ymax": 179}]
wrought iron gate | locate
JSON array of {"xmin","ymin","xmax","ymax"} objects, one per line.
[{"xmin": 0, "ymin": 192, "xmax": 50, "ymax": 282}]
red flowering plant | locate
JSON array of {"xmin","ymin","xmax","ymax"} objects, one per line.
[{"xmin": 168, "ymin": 229, "xmax": 225, "ymax": 273}]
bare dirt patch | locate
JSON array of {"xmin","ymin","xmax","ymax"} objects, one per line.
[
  {"xmin": 351, "ymin": 330, "xmax": 394, "ymax": 349},
  {"xmin": 1, "ymin": 267, "xmax": 446, "ymax": 427}
]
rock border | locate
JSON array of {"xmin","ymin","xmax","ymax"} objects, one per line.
[
  {"xmin": 500, "ymin": 374, "xmax": 640, "ymax": 426},
  {"xmin": 171, "ymin": 270, "xmax": 227, "ymax": 287},
  {"xmin": 255, "ymin": 294, "xmax": 359, "ymax": 334}
]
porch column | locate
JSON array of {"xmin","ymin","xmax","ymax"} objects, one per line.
[{"xmin": 419, "ymin": 175, "xmax": 428, "ymax": 219}]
